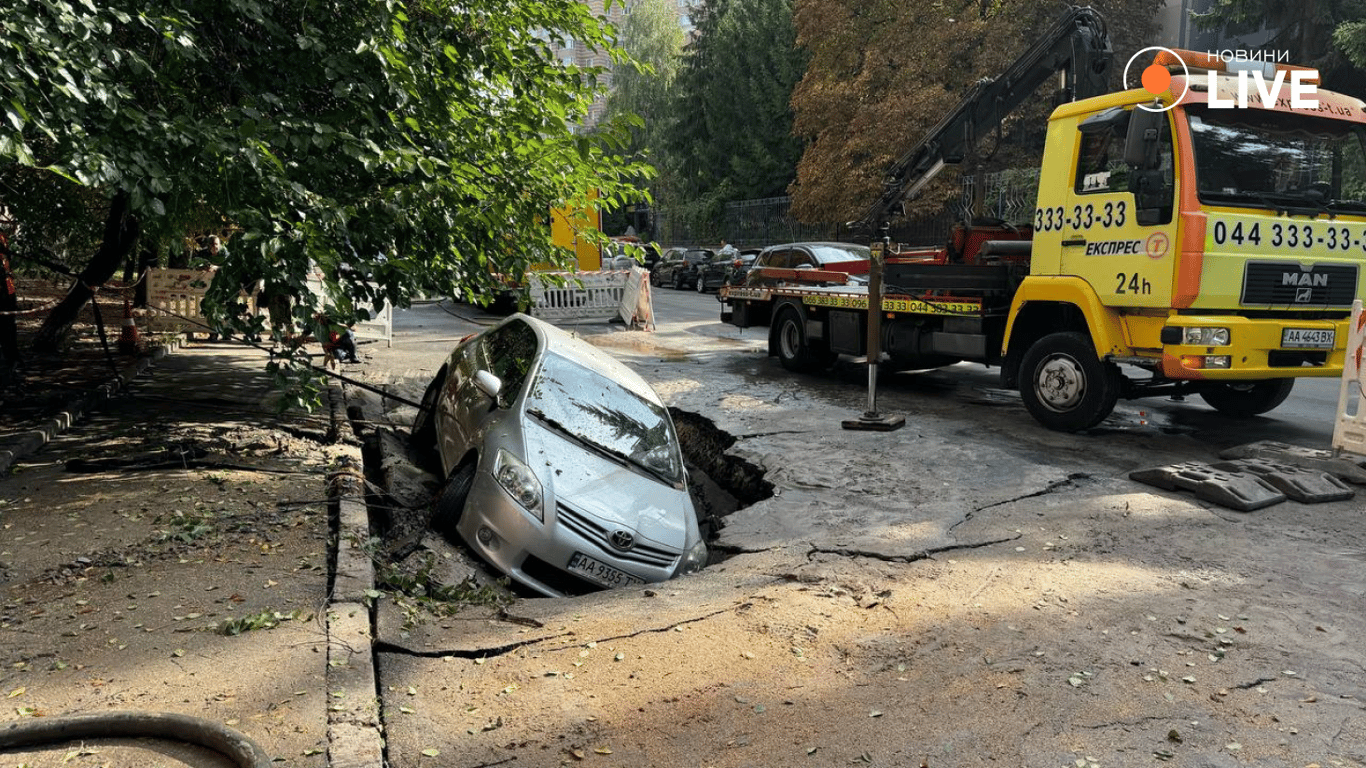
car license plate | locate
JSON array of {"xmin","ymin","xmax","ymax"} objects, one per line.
[
  {"xmin": 567, "ymin": 552, "xmax": 645, "ymax": 589},
  {"xmin": 1281, "ymin": 328, "xmax": 1335, "ymax": 349}
]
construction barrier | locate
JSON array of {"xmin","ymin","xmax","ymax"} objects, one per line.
[
  {"xmin": 1332, "ymin": 299, "xmax": 1365, "ymax": 457},
  {"xmin": 303, "ymin": 272, "xmax": 393, "ymax": 347},
  {"xmin": 617, "ymin": 266, "xmax": 655, "ymax": 331},
  {"xmin": 143, "ymin": 269, "xmax": 238, "ymax": 334},
  {"xmin": 529, "ymin": 271, "xmax": 630, "ymax": 323}
]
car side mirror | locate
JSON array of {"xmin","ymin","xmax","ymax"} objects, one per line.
[{"xmin": 474, "ymin": 370, "xmax": 503, "ymax": 406}]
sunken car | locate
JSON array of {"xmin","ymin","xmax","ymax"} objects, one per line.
[{"xmin": 411, "ymin": 314, "xmax": 707, "ymax": 596}]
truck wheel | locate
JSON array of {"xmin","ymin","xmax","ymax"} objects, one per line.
[
  {"xmin": 435, "ymin": 460, "xmax": 476, "ymax": 537},
  {"xmin": 1019, "ymin": 331, "xmax": 1120, "ymax": 431},
  {"xmin": 1199, "ymin": 379, "xmax": 1294, "ymax": 417},
  {"xmin": 774, "ymin": 307, "xmax": 834, "ymax": 372},
  {"xmin": 410, "ymin": 373, "xmax": 444, "ymax": 470}
]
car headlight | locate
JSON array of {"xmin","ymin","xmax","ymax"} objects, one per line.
[
  {"xmin": 494, "ymin": 449, "xmax": 542, "ymax": 520},
  {"xmin": 1182, "ymin": 327, "xmax": 1230, "ymax": 346},
  {"xmin": 678, "ymin": 539, "xmax": 708, "ymax": 576}
]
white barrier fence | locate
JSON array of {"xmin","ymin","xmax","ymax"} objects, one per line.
[
  {"xmin": 1332, "ymin": 299, "xmax": 1365, "ymax": 457},
  {"xmin": 143, "ymin": 267, "xmax": 392, "ymax": 346}
]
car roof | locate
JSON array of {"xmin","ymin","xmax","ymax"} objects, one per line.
[
  {"xmin": 762, "ymin": 241, "xmax": 868, "ymax": 251},
  {"xmin": 509, "ymin": 314, "xmax": 665, "ymax": 406}
]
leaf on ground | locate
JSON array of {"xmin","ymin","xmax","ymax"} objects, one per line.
[
  {"xmin": 594, "ymin": 747, "xmax": 613, "ymax": 755},
  {"xmin": 420, "ymin": 748, "xmax": 439, "ymax": 757},
  {"xmin": 7, "ymin": 688, "xmax": 24, "ymax": 698}
]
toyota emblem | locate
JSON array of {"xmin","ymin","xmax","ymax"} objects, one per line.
[{"xmin": 609, "ymin": 530, "xmax": 636, "ymax": 551}]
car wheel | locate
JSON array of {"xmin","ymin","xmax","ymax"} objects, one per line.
[
  {"xmin": 696, "ymin": 275, "xmax": 706, "ymax": 293},
  {"xmin": 1019, "ymin": 331, "xmax": 1121, "ymax": 432},
  {"xmin": 434, "ymin": 459, "xmax": 476, "ymax": 536},
  {"xmin": 773, "ymin": 306, "xmax": 835, "ymax": 373},
  {"xmin": 1199, "ymin": 379, "xmax": 1294, "ymax": 417},
  {"xmin": 410, "ymin": 373, "xmax": 444, "ymax": 470},
  {"xmin": 673, "ymin": 273, "xmax": 684, "ymax": 290}
]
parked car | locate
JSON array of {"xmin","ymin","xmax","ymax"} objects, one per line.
[
  {"xmin": 411, "ymin": 314, "xmax": 707, "ymax": 597},
  {"xmin": 697, "ymin": 248, "xmax": 761, "ymax": 292},
  {"xmin": 604, "ymin": 239, "xmax": 663, "ymax": 271},
  {"xmin": 651, "ymin": 247, "xmax": 716, "ymax": 290},
  {"xmin": 746, "ymin": 242, "xmax": 871, "ymax": 282}
]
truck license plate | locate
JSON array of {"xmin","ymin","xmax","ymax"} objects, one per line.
[
  {"xmin": 567, "ymin": 552, "xmax": 645, "ymax": 589},
  {"xmin": 1281, "ymin": 328, "xmax": 1335, "ymax": 349}
]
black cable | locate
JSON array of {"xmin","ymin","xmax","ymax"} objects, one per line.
[{"xmin": 0, "ymin": 711, "xmax": 273, "ymax": 768}]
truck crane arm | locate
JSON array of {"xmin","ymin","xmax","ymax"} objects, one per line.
[{"xmin": 854, "ymin": 5, "xmax": 1112, "ymax": 233}]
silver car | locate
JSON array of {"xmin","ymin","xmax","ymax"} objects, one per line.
[{"xmin": 412, "ymin": 314, "xmax": 707, "ymax": 597}]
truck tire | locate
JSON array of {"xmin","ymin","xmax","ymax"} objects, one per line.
[
  {"xmin": 1199, "ymin": 379, "xmax": 1294, "ymax": 417},
  {"xmin": 774, "ymin": 307, "xmax": 835, "ymax": 373},
  {"xmin": 1019, "ymin": 331, "xmax": 1120, "ymax": 431}
]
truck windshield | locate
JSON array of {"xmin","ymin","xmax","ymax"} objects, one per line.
[{"xmin": 1188, "ymin": 105, "xmax": 1366, "ymax": 214}]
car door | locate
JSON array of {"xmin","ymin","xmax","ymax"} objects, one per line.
[{"xmin": 440, "ymin": 319, "xmax": 539, "ymax": 472}]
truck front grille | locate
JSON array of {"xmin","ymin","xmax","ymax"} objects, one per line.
[{"xmin": 1241, "ymin": 262, "xmax": 1357, "ymax": 307}]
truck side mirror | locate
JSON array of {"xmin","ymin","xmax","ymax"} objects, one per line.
[{"xmin": 1124, "ymin": 106, "xmax": 1164, "ymax": 170}]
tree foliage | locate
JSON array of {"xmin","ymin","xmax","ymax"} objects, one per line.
[
  {"xmin": 1195, "ymin": 0, "xmax": 1366, "ymax": 97},
  {"xmin": 671, "ymin": 0, "xmax": 806, "ymax": 235},
  {"xmin": 789, "ymin": 0, "xmax": 1163, "ymax": 224},
  {"xmin": 0, "ymin": 0, "xmax": 650, "ymax": 352},
  {"xmin": 601, "ymin": 0, "xmax": 686, "ymax": 238}
]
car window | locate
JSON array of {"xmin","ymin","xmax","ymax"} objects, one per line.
[
  {"xmin": 474, "ymin": 320, "xmax": 538, "ymax": 398},
  {"xmin": 760, "ymin": 249, "xmax": 789, "ymax": 268},
  {"xmin": 789, "ymin": 249, "xmax": 816, "ymax": 269},
  {"xmin": 524, "ymin": 353, "xmax": 684, "ymax": 484},
  {"xmin": 807, "ymin": 244, "xmax": 870, "ymax": 264}
]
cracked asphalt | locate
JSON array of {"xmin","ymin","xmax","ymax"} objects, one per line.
[{"xmin": 353, "ymin": 294, "xmax": 1366, "ymax": 768}]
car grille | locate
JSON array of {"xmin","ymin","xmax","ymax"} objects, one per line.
[
  {"xmin": 556, "ymin": 502, "xmax": 680, "ymax": 569},
  {"xmin": 1241, "ymin": 262, "xmax": 1357, "ymax": 306}
]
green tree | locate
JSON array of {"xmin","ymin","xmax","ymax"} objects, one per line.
[
  {"xmin": 0, "ymin": 0, "xmax": 648, "ymax": 355},
  {"xmin": 1195, "ymin": 0, "xmax": 1366, "ymax": 97},
  {"xmin": 671, "ymin": 0, "xmax": 806, "ymax": 236},
  {"xmin": 602, "ymin": 0, "xmax": 686, "ymax": 239},
  {"xmin": 789, "ymin": 0, "xmax": 1162, "ymax": 224}
]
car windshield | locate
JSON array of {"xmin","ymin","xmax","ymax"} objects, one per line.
[
  {"xmin": 524, "ymin": 352, "xmax": 684, "ymax": 485},
  {"xmin": 1188, "ymin": 105, "xmax": 1366, "ymax": 214},
  {"xmin": 808, "ymin": 244, "xmax": 871, "ymax": 264}
]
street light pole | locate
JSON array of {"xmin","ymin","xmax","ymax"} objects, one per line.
[{"xmin": 843, "ymin": 228, "xmax": 905, "ymax": 432}]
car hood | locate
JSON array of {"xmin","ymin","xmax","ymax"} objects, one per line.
[{"xmin": 522, "ymin": 419, "xmax": 693, "ymax": 549}]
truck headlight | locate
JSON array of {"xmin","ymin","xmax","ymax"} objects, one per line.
[
  {"xmin": 494, "ymin": 449, "xmax": 542, "ymax": 520},
  {"xmin": 1182, "ymin": 327, "xmax": 1230, "ymax": 346},
  {"xmin": 678, "ymin": 539, "xmax": 708, "ymax": 575}
]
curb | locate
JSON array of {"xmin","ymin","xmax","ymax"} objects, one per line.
[
  {"xmin": 325, "ymin": 384, "xmax": 384, "ymax": 768},
  {"xmin": 0, "ymin": 339, "xmax": 180, "ymax": 476}
]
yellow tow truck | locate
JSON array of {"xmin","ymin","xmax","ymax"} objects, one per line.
[{"xmin": 720, "ymin": 7, "xmax": 1366, "ymax": 431}]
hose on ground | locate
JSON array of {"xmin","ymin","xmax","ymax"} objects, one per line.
[{"xmin": 0, "ymin": 711, "xmax": 273, "ymax": 768}]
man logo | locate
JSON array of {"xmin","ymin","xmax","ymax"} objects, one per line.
[
  {"xmin": 609, "ymin": 530, "xmax": 636, "ymax": 551},
  {"xmin": 1282, "ymin": 272, "xmax": 1329, "ymax": 287},
  {"xmin": 1295, "ymin": 287, "xmax": 1313, "ymax": 303}
]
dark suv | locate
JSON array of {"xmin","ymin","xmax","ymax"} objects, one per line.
[{"xmin": 651, "ymin": 247, "xmax": 716, "ymax": 290}]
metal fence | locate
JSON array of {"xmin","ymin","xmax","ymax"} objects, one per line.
[{"xmin": 657, "ymin": 169, "xmax": 1041, "ymax": 249}]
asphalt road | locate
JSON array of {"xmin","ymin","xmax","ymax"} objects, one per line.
[
  {"xmin": 363, "ymin": 287, "xmax": 1366, "ymax": 768},
  {"xmin": 654, "ymin": 282, "xmax": 1348, "ymax": 449}
]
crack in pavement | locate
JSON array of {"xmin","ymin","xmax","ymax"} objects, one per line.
[
  {"xmin": 736, "ymin": 430, "xmax": 810, "ymax": 439},
  {"xmin": 974, "ymin": 473, "xmax": 1092, "ymax": 513},
  {"xmin": 807, "ymin": 534, "xmax": 1022, "ymax": 564},
  {"xmin": 374, "ymin": 606, "xmax": 744, "ymax": 660}
]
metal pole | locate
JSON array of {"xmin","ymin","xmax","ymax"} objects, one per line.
[{"xmin": 843, "ymin": 230, "xmax": 905, "ymax": 431}]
